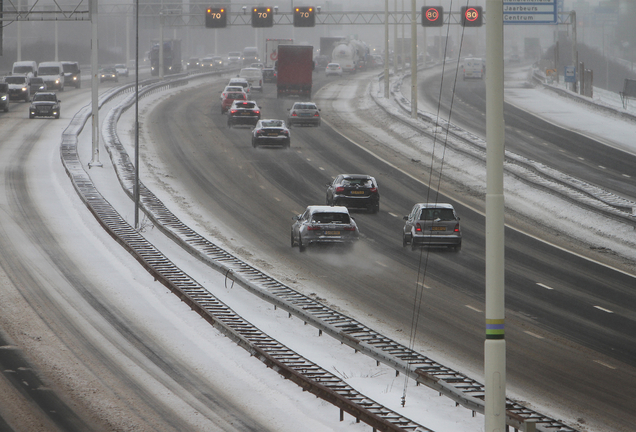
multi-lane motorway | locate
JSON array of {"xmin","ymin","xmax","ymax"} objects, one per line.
[
  {"xmin": 142, "ymin": 70, "xmax": 636, "ymax": 431},
  {"xmin": 0, "ymin": 66, "xmax": 635, "ymax": 431}
]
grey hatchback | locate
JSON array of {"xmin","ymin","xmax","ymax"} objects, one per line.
[
  {"xmin": 291, "ymin": 205, "xmax": 359, "ymax": 252},
  {"xmin": 402, "ymin": 203, "xmax": 462, "ymax": 251}
]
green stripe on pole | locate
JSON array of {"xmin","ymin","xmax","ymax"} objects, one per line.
[{"xmin": 486, "ymin": 319, "xmax": 505, "ymax": 339}]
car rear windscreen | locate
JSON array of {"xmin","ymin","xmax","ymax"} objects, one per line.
[{"xmin": 312, "ymin": 213, "xmax": 351, "ymax": 224}]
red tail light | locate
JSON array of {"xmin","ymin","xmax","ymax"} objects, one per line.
[
  {"xmin": 415, "ymin": 223, "xmax": 422, "ymax": 232},
  {"xmin": 291, "ymin": 112, "xmax": 298, "ymax": 117},
  {"xmin": 454, "ymin": 223, "xmax": 460, "ymax": 233},
  {"xmin": 254, "ymin": 110, "xmax": 260, "ymax": 114},
  {"xmin": 283, "ymin": 130, "xmax": 289, "ymax": 135},
  {"xmin": 335, "ymin": 186, "xmax": 345, "ymax": 193},
  {"xmin": 256, "ymin": 129, "xmax": 263, "ymax": 134},
  {"xmin": 369, "ymin": 187, "xmax": 377, "ymax": 192},
  {"xmin": 307, "ymin": 225, "xmax": 321, "ymax": 231},
  {"xmin": 344, "ymin": 226, "xmax": 356, "ymax": 231},
  {"xmin": 314, "ymin": 112, "xmax": 320, "ymax": 117},
  {"xmin": 230, "ymin": 110, "xmax": 237, "ymax": 114}
]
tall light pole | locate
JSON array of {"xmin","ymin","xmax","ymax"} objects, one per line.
[
  {"xmin": 89, "ymin": 0, "xmax": 102, "ymax": 168},
  {"xmin": 384, "ymin": 0, "xmax": 390, "ymax": 98},
  {"xmin": 485, "ymin": 0, "xmax": 505, "ymax": 431},
  {"xmin": 410, "ymin": 0, "xmax": 417, "ymax": 118}
]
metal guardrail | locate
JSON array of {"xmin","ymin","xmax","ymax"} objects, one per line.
[
  {"xmin": 93, "ymin": 73, "xmax": 581, "ymax": 432},
  {"xmin": 59, "ymin": 72, "xmax": 433, "ymax": 432}
]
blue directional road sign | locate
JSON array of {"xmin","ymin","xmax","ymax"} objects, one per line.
[
  {"xmin": 503, "ymin": 0, "xmax": 557, "ymax": 25},
  {"xmin": 564, "ymin": 66, "xmax": 576, "ymax": 83}
]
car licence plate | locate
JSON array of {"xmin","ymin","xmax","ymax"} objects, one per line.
[
  {"xmin": 431, "ymin": 226, "xmax": 446, "ymax": 231},
  {"xmin": 350, "ymin": 191, "xmax": 365, "ymax": 195},
  {"xmin": 325, "ymin": 231, "xmax": 340, "ymax": 235},
  {"xmin": 267, "ymin": 132, "xmax": 278, "ymax": 136}
]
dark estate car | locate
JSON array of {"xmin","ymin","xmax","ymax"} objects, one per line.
[
  {"xmin": 0, "ymin": 83, "xmax": 9, "ymax": 112},
  {"xmin": 262, "ymin": 67, "xmax": 277, "ymax": 83},
  {"xmin": 287, "ymin": 102, "xmax": 321, "ymax": 127},
  {"xmin": 402, "ymin": 203, "xmax": 462, "ymax": 251},
  {"xmin": 291, "ymin": 205, "xmax": 360, "ymax": 252},
  {"xmin": 99, "ymin": 67, "xmax": 118, "ymax": 83},
  {"xmin": 29, "ymin": 92, "xmax": 61, "ymax": 119},
  {"xmin": 227, "ymin": 100, "xmax": 261, "ymax": 128},
  {"xmin": 326, "ymin": 174, "xmax": 380, "ymax": 213},
  {"xmin": 251, "ymin": 119, "xmax": 290, "ymax": 148}
]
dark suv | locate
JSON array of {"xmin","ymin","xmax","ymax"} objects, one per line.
[
  {"xmin": 0, "ymin": 83, "xmax": 9, "ymax": 112},
  {"xmin": 326, "ymin": 174, "xmax": 380, "ymax": 213},
  {"xmin": 29, "ymin": 92, "xmax": 61, "ymax": 119},
  {"xmin": 61, "ymin": 61, "xmax": 81, "ymax": 88}
]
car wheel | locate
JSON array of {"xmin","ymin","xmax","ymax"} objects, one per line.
[
  {"xmin": 298, "ymin": 236, "xmax": 306, "ymax": 252},
  {"xmin": 284, "ymin": 139, "xmax": 290, "ymax": 149},
  {"xmin": 55, "ymin": 112, "xmax": 61, "ymax": 119},
  {"xmin": 411, "ymin": 239, "xmax": 418, "ymax": 251},
  {"xmin": 290, "ymin": 231, "xmax": 295, "ymax": 247},
  {"xmin": 372, "ymin": 202, "xmax": 380, "ymax": 214},
  {"xmin": 60, "ymin": 86, "xmax": 64, "ymax": 92},
  {"xmin": 29, "ymin": 113, "xmax": 34, "ymax": 119},
  {"xmin": 3, "ymin": 106, "xmax": 8, "ymax": 113},
  {"xmin": 453, "ymin": 242, "xmax": 462, "ymax": 252},
  {"xmin": 252, "ymin": 138, "xmax": 257, "ymax": 148},
  {"xmin": 402, "ymin": 234, "xmax": 408, "ymax": 247},
  {"xmin": 228, "ymin": 122, "xmax": 232, "ymax": 128}
]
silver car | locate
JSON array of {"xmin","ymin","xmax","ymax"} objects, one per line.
[
  {"xmin": 402, "ymin": 203, "xmax": 462, "ymax": 251},
  {"xmin": 291, "ymin": 205, "xmax": 359, "ymax": 252},
  {"xmin": 287, "ymin": 102, "xmax": 321, "ymax": 127}
]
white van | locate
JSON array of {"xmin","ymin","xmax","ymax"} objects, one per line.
[
  {"xmin": 238, "ymin": 67, "xmax": 263, "ymax": 92},
  {"xmin": 462, "ymin": 57, "xmax": 484, "ymax": 80},
  {"xmin": 12, "ymin": 60, "xmax": 38, "ymax": 77},
  {"xmin": 37, "ymin": 61, "xmax": 65, "ymax": 91}
]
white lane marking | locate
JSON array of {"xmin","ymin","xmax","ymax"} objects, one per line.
[
  {"xmin": 318, "ymin": 167, "xmax": 325, "ymax": 171},
  {"xmin": 306, "ymin": 158, "xmax": 312, "ymax": 161},
  {"xmin": 593, "ymin": 360, "xmax": 617, "ymax": 370},
  {"xmin": 388, "ymin": 212, "xmax": 400, "ymax": 218},
  {"xmin": 465, "ymin": 305, "xmax": 482, "ymax": 313},
  {"xmin": 598, "ymin": 166, "xmax": 606, "ymax": 170},
  {"xmin": 417, "ymin": 281, "xmax": 430, "ymax": 289},
  {"xmin": 524, "ymin": 331, "xmax": 544, "ymax": 339},
  {"xmin": 536, "ymin": 283, "xmax": 554, "ymax": 290},
  {"xmin": 578, "ymin": 157, "xmax": 585, "ymax": 161},
  {"xmin": 375, "ymin": 261, "xmax": 387, "ymax": 267},
  {"xmin": 594, "ymin": 306, "xmax": 614, "ymax": 313},
  {"xmin": 622, "ymin": 174, "xmax": 631, "ymax": 178},
  {"xmin": 260, "ymin": 185, "xmax": 266, "ymax": 190},
  {"xmin": 275, "ymin": 197, "xmax": 281, "ymax": 202}
]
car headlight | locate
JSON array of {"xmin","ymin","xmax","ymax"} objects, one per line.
[
  {"xmin": 21, "ymin": 87, "xmax": 27, "ymax": 91},
  {"xmin": 1, "ymin": 95, "xmax": 6, "ymax": 101}
]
